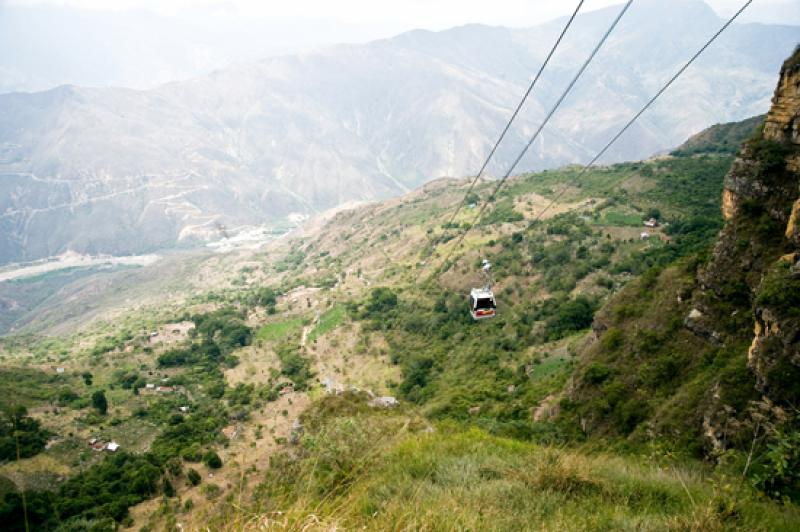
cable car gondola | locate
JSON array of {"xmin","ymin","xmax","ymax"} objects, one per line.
[{"xmin": 469, "ymin": 260, "xmax": 496, "ymax": 320}]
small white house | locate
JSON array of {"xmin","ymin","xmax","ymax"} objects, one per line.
[
  {"xmin": 106, "ymin": 442, "xmax": 120, "ymax": 452},
  {"xmin": 640, "ymin": 232, "xmax": 651, "ymax": 240},
  {"xmin": 369, "ymin": 396, "xmax": 399, "ymax": 408},
  {"xmin": 644, "ymin": 218, "xmax": 659, "ymax": 228},
  {"xmin": 56, "ymin": 367, "xmax": 65, "ymax": 374}
]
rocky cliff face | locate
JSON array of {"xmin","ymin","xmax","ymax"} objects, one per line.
[
  {"xmin": 723, "ymin": 48, "xmax": 800, "ymax": 221},
  {"xmin": 714, "ymin": 48, "xmax": 800, "ymax": 404},
  {"xmin": 678, "ymin": 49, "xmax": 800, "ymax": 457},
  {"xmin": 562, "ymin": 48, "xmax": 800, "ymax": 460},
  {"xmin": 764, "ymin": 51, "xmax": 800, "ymax": 169}
]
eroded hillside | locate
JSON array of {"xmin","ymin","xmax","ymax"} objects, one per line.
[
  {"xmin": 0, "ymin": 112, "xmax": 773, "ymax": 530},
  {"xmin": 1, "ymin": 50, "xmax": 799, "ymax": 529},
  {"xmin": 562, "ymin": 47, "xmax": 800, "ymax": 496}
]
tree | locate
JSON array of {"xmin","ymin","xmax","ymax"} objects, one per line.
[
  {"xmin": 0, "ymin": 406, "xmax": 49, "ymax": 461},
  {"xmin": 203, "ymin": 450, "xmax": 222, "ymax": 469},
  {"xmin": 187, "ymin": 468, "xmax": 202, "ymax": 486},
  {"xmin": 81, "ymin": 372, "xmax": 93, "ymax": 386},
  {"xmin": 365, "ymin": 287, "xmax": 398, "ymax": 316},
  {"xmin": 645, "ymin": 207, "xmax": 662, "ymax": 221},
  {"xmin": 91, "ymin": 390, "xmax": 108, "ymax": 415},
  {"xmin": 163, "ymin": 478, "xmax": 176, "ymax": 498}
]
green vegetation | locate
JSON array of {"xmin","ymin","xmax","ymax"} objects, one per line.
[
  {"xmin": 671, "ymin": 115, "xmax": 765, "ymax": 156},
  {"xmin": 5, "ymin": 112, "xmax": 800, "ymax": 528},
  {"xmin": 757, "ymin": 261, "xmax": 800, "ymax": 319},
  {"xmin": 247, "ymin": 287, "xmax": 279, "ymax": 314},
  {"xmin": 158, "ymin": 307, "xmax": 252, "ymax": 370},
  {"xmin": 0, "ymin": 368, "xmax": 73, "ymax": 408},
  {"xmin": 0, "ymin": 305, "xmax": 256, "ymax": 529},
  {"xmin": 224, "ymin": 396, "xmax": 799, "ymax": 530},
  {"xmin": 275, "ymin": 342, "xmax": 313, "ymax": 390},
  {"xmin": 598, "ymin": 210, "xmax": 642, "ymax": 227},
  {"xmin": 338, "ymin": 141, "xmax": 737, "ymax": 443},
  {"xmin": 0, "ymin": 452, "xmax": 162, "ymax": 530},
  {"xmin": 193, "ymin": 307, "xmax": 252, "ymax": 353},
  {"xmin": 308, "ymin": 305, "xmax": 346, "ymax": 343},
  {"xmin": 91, "ymin": 390, "xmax": 108, "ymax": 415},
  {"xmin": 203, "ymin": 450, "xmax": 222, "ymax": 469},
  {"xmin": 187, "ymin": 468, "xmax": 201, "ymax": 486},
  {"xmin": 256, "ymin": 317, "xmax": 304, "ymax": 342},
  {"xmin": 0, "ymin": 406, "xmax": 49, "ymax": 462},
  {"xmin": 536, "ymin": 296, "xmax": 598, "ymax": 341},
  {"xmin": 480, "ymin": 199, "xmax": 523, "ymax": 225}
]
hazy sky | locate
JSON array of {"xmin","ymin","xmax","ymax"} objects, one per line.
[
  {"xmin": 6, "ymin": 0, "xmax": 800, "ymax": 27},
  {"xmin": 2, "ymin": 0, "xmax": 798, "ymax": 92}
]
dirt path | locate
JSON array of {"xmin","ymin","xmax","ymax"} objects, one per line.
[{"xmin": 300, "ymin": 312, "xmax": 320, "ymax": 348}]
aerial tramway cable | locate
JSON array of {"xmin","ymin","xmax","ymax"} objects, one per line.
[
  {"xmin": 432, "ymin": 0, "xmax": 753, "ymax": 287},
  {"xmin": 434, "ymin": 0, "xmax": 634, "ymax": 278},
  {"xmin": 529, "ymin": 0, "xmax": 754, "ymax": 223},
  {"xmin": 444, "ymin": 0, "xmax": 586, "ymax": 228}
]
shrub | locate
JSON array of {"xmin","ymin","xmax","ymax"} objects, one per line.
[
  {"xmin": 187, "ymin": 468, "xmax": 202, "ymax": 486},
  {"xmin": 57, "ymin": 388, "xmax": 79, "ymax": 406},
  {"xmin": 748, "ymin": 137, "xmax": 790, "ymax": 173},
  {"xmin": 365, "ymin": 288, "xmax": 398, "ymax": 315},
  {"xmin": 584, "ymin": 363, "xmax": 611, "ymax": 385},
  {"xmin": 600, "ymin": 328, "xmax": 623, "ymax": 351},
  {"xmin": 91, "ymin": 390, "xmax": 108, "ymax": 415},
  {"xmin": 201, "ymin": 483, "xmax": 222, "ymax": 500},
  {"xmin": 203, "ymin": 450, "xmax": 222, "ymax": 469},
  {"xmin": 757, "ymin": 262, "xmax": 800, "ymax": 319},
  {"xmin": 752, "ymin": 429, "xmax": 800, "ymax": 501},
  {"xmin": 181, "ymin": 445, "xmax": 203, "ymax": 463},
  {"xmin": 544, "ymin": 297, "xmax": 597, "ymax": 340},
  {"xmin": 482, "ymin": 200, "xmax": 523, "ymax": 225},
  {"xmin": 163, "ymin": 478, "xmax": 175, "ymax": 498}
]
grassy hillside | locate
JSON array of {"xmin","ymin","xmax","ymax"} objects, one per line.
[
  {"xmin": 672, "ymin": 115, "xmax": 766, "ymax": 156},
  {"xmin": 212, "ymin": 394, "xmax": 800, "ymax": 530},
  {"xmin": 2, "ymin": 114, "xmax": 798, "ymax": 530}
]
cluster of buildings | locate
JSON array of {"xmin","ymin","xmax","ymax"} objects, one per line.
[{"xmin": 641, "ymin": 217, "xmax": 660, "ymax": 240}]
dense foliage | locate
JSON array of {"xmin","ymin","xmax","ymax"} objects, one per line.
[
  {"xmin": 0, "ymin": 406, "xmax": 49, "ymax": 462},
  {"xmin": 0, "ymin": 452, "xmax": 161, "ymax": 531},
  {"xmin": 158, "ymin": 306, "xmax": 252, "ymax": 369}
]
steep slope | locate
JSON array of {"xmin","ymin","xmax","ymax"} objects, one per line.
[
  {"xmin": 0, "ymin": 116, "xmax": 769, "ymax": 530},
  {"xmin": 0, "ymin": 107, "xmax": 791, "ymax": 529},
  {"xmin": 1, "ymin": 0, "xmax": 797, "ymax": 265},
  {"xmin": 672, "ymin": 114, "xmax": 767, "ymax": 156},
  {"xmin": 561, "ymin": 47, "xmax": 800, "ymax": 496},
  {"xmin": 1, "ymin": 50, "xmax": 799, "ymax": 529}
]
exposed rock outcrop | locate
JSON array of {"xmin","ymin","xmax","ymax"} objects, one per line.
[
  {"xmin": 696, "ymin": 47, "xmax": 800, "ymax": 426},
  {"xmin": 561, "ymin": 47, "xmax": 800, "ymax": 458},
  {"xmin": 720, "ymin": 47, "xmax": 800, "ymax": 222},
  {"xmin": 763, "ymin": 46, "xmax": 800, "ymax": 158},
  {"xmin": 744, "ymin": 49, "xmax": 800, "ymax": 400}
]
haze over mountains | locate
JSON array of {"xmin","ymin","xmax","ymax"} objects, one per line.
[{"xmin": 0, "ymin": 0, "xmax": 797, "ymax": 265}]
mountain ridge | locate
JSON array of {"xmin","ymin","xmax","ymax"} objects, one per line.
[{"xmin": 1, "ymin": 0, "xmax": 797, "ymax": 266}]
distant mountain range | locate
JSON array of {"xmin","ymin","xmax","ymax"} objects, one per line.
[{"xmin": 0, "ymin": 0, "xmax": 797, "ymax": 265}]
